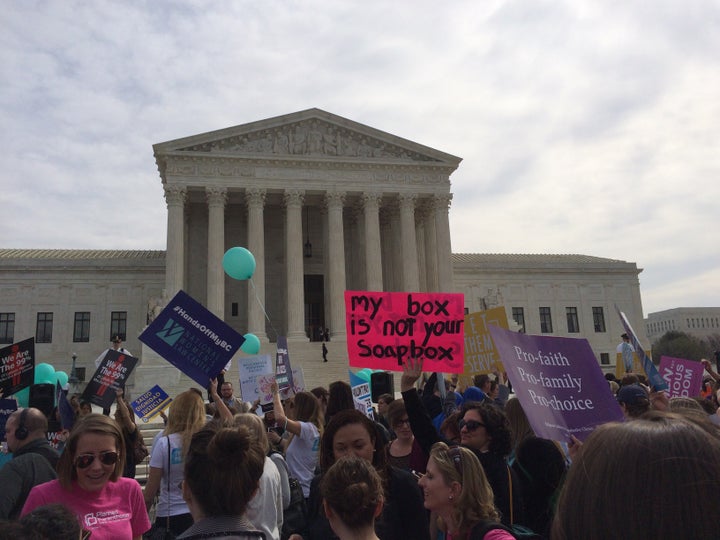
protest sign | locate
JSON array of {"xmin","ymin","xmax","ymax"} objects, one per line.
[
  {"xmin": 345, "ymin": 291, "xmax": 465, "ymax": 373},
  {"xmin": 139, "ymin": 290, "xmax": 246, "ymax": 387},
  {"xmin": 131, "ymin": 385, "xmax": 172, "ymax": 423},
  {"xmin": 615, "ymin": 306, "xmax": 668, "ymax": 391},
  {"xmin": 81, "ymin": 349, "xmax": 139, "ymax": 409},
  {"xmin": 614, "ymin": 351, "xmax": 645, "ymax": 378},
  {"xmin": 0, "ymin": 398, "xmax": 18, "ymax": 444},
  {"xmin": 275, "ymin": 336, "xmax": 296, "ymax": 396},
  {"xmin": 461, "ymin": 307, "xmax": 509, "ymax": 384},
  {"xmin": 55, "ymin": 382, "xmax": 76, "ymax": 430},
  {"xmin": 659, "ymin": 356, "xmax": 703, "ymax": 399},
  {"xmin": 239, "ymin": 354, "xmax": 274, "ymax": 404},
  {"xmin": 349, "ymin": 370, "xmax": 374, "ymax": 418},
  {"xmin": 488, "ymin": 325, "xmax": 624, "ymax": 441},
  {"xmin": 0, "ymin": 338, "xmax": 35, "ymax": 396}
]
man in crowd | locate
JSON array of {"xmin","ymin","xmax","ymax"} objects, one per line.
[
  {"xmin": 617, "ymin": 333, "xmax": 635, "ymax": 374},
  {"xmin": 0, "ymin": 408, "xmax": 59, "ymax": 519}
]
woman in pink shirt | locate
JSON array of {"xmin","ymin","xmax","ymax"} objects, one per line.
[{"xmin": 22, "ymin": 414, "xmax": 150, "ymax": 540}]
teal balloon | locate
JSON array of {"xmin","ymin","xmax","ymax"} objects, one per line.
[
  {"xmin": 14, "ymin": 386, "xmax": 30, "ymax": 407},
  {"xmin": 55, "ymin": 370, "xmax": 69, "ymax": 388},
  {"xmin": 34, "ymin": 363, "xmax": 56, "ymax": 385},
  {"xmin": 241, "ymin": 333, "xmax": 261, "ymax": 355},
  {"xmin": 222, "ymin": 247, "xmax": 256, "ymax": 280},
  {"xmin": 356, "ymin": 369, "xmax": 373, "ymax": 383}
]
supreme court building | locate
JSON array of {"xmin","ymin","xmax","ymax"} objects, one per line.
[{"xmin": 0, "ymin": 109, "xmax": 647, "ymax": 395}]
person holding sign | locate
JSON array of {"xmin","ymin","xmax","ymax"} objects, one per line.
[
  {"xmin": 93, "ymin": 335, "xmax": 133, "ymax": 416},
  {"xmin": 143, "ymin": 389, "xmax": 207, "ymax": 537},
  {"xmin": 400, "ymin": 357, "xmax": 522, "ymax": 528},
  {"xmin": 271, "ymin": 382, "xmax": 323, "ymax": 499}
]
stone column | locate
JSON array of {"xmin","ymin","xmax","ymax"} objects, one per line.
[
  {"xmin": 362, "ymin": 192, "xmax": 383, "ymax": 291},
  {"xmin": 284, "ymin": 190, "xmax": 307, "ymax": 341},
  {"xmin": 416, "ymin": 209, "xmax": 427, "ymax": 292},
  {"xmin": 326, "ymin": 191, "xmax": 347, "ymax": 339},
  {"xmin": 206, "ymin": 186, "xmax": 227, "ymax": 318},
  {"xmin": 434, "ymin": 194, "xmax": 454, "ymax": 291},
  {"xmin": 246, "ymin": 188, "xmax": 267, "ymax": 340},
  {"xmin": 398, "ymin": 193, "xmax": 420, "ymax": 291},
  {"xmin": 164, "ymin": 185, "xmax": 187, "ymax": 298},
  {"xmin": 422, "ymin": 201, "xmax": 439, "ymax": 292}
]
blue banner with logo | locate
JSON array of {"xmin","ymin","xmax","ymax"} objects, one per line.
[{"xmin": 139, "ymin": 290, "xmax": 246, "ymax": 387}]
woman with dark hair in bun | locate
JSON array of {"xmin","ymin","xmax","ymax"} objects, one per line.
[
  {"xmin": 321, "ymin": 456, "xmax": 384, "ymax": 540},
  {"xmin": 304, "ymin": 409, "xmax": 429, "ymax": 540},
  {"xmin": 177, "ymin": 424, "xmax": 266, "ymax": 539}
]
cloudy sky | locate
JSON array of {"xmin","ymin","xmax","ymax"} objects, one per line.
[{"xmin": 2, "ymin": 0, "xmax": 718, "ymax": 317}]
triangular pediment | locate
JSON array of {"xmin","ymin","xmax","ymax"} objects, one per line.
[{"xmin": 154, "ymin": 108, "xmax": 461, "ymax": 166}]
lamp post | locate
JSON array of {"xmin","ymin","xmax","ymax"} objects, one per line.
[{"xmin": 69, "ymin": 353, "xmax": 79, "ymax": 394}]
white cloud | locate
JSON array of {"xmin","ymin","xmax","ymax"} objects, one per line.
[{"xmin": 1, "ymin": 0, "xmax": 718, "ymax": 315}]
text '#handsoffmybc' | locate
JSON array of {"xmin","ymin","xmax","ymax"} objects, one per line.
[{"xmin": 173, "ymin": 305, "xmax": 234, "ymax": 351}]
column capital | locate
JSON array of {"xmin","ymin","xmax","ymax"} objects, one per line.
[
  {"xmin": 283, "ymin": 189, "xmax": 305, "ymax": 208},
  {"xmin": 432, "ymin": 193, "xmax": 453, "ymax": 211},
  {"xmin": 164, "ymin": 185, "xmax": 187, "ymax": 206},
  {"xmin": 245, "ymin": 188, "xmax": 267, "ymax": 207},
  {"xmin": 325, "ymin": 190, "xmax": 346, "ymax": 208},
  {"xmin": 205, "ymin": 186, "xmax": 228, "ymax": 207},
  {"xmin": 361, "ymin": 192, "xmax": 383, "ymax": 209},
  {"xmin": 398, "ymin": 193, "xmax": 418, "ymax": 209}
]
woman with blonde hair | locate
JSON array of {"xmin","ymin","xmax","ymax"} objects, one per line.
[
  {"xmin": 22, "ymin": 414, "xmax": 151, "ymax": 539},
  {"xmin": 144, "ymin": 389, "xmax": 207, "ymax": 537},
  {"xmin": 420, "ymin": 442, "xmax": 514, "ymax": 540}
]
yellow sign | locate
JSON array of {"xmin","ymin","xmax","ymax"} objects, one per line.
[
  {"xmin": 460, "ymin": 306, "xmax": 510, "ymax": 385},
  {"xmin": 614, "ymin": 351, "xmax": 650, "ymax": 379}
]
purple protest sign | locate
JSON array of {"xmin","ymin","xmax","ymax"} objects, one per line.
[
  {"xmin": 488, "ymin": 325, "xmax": 624, "ymax": 441},
  {"xmin": 659, "ymin": 356, "xmax": 703, "ymax": 398}
]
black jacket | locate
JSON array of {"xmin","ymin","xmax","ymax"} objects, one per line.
[{"xmin": 305, "ymin": 465, "xmax": 429, "ymax": 540}]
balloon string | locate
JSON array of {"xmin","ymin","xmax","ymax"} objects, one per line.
[{"xmin": 249, "ymin": 277, "xmax": 279, "ymax": 341}]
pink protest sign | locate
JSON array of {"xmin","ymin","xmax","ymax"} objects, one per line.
[
  {"xmin": 344, "ymin": 291, "xmax": 465, "ymax": 373},
  {"xmin": 659, "ymin": 356, "xmax": 703, "ymax": 398}
]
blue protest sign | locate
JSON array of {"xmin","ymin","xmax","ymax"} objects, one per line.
[
  {"xmin": 139, "ymin": 290, "xmax": 246, "ymax": 387},
  {"xmin": 131, "ymin": 385, "xmax": 172, "ymax": 423},
  {"xmin": 349, "ymin": 370, "xmax": 374, "ymax": 418},
  {"xmin": 56, "ymin": 382, "xmax": 75, "ymax": 431},
  {"xmin": 615, "ymin": 306, "xmax": 668, "ymax": 391}
]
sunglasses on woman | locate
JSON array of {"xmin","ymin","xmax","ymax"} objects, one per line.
[
  {"xmin": 457, "ymin": 418, "xmax": 485, "ymax": 432},
  {"xmin": 74, "ymin": 451, "xmax": 119, "ymax": 469}
]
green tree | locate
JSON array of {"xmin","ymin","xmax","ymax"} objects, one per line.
[{"xmin": 651, "ymin": 330, "xmax": 712, "ymax": 363}]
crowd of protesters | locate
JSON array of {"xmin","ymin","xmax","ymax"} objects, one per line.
[{"xmin": 3, "ymin": 354, "xmax": 720, "ymax": 540}]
